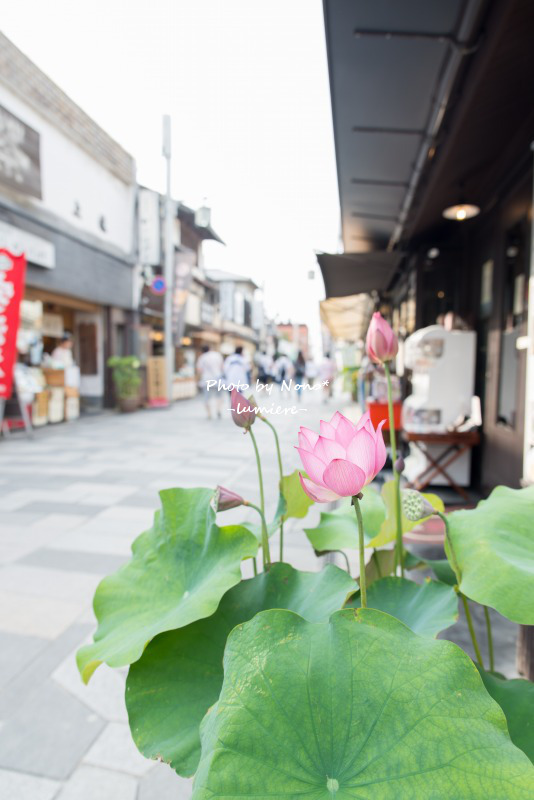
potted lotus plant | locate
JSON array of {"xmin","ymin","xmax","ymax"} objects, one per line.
[
  {"xmin": 78, "ymin": 317, "xmax": 534, "ymax": 798},
  {"xmin": 107, "ymin": 355, "xmax": 141, "ymax": 413}
]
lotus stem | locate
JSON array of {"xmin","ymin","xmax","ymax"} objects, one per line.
[
  {"xmin": 248, "ymin": 429, "xmax": 271, "ymax": 569},
  {"xmin": 384, "ymin": 363, "xmax": 404, "ymax": 577},
  {"xmin": 484, "ymin": 605, "xmax": 495, "ymax": 672},
  {"xmin": 247, "ymin": 501, "xmax": 270, "ymax": 571},
  {"xmin": 373, "ymin": 549, "xmax": 382, "ymax": 578},
  {"xmin": 437, "ymin": 512, "xmax": 461, "ymax": 582},
  {"xmin": 461, "ymin": 594, "xmax": 484, "ymax": 668},
  {"xmin": 332, "ymin": 549, "xmax": 351, "ymax": 574},
  {"xmin": 252, "ymin": 557, "xmax": 258, "ymax": 576},
  {"xmin": 262, "ymin": 417, "xmax": 285, "ymax": 561},
  {"xmin": 353, "ymin": 495, "xmax": 367, "ymax": 608}
]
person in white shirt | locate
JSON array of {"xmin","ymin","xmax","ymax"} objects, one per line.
[
  {"xmin": 51, "ymin": 332, "xmax": 74, "ymax": 368},
  {"xmin": 196, "ymin": 345, "xmax": 224, "ymax": 419},
  {"xmin": 223, "ymin": 346, "xmax": 250, "ymax": 389},
  {"xmin": 318, "ymin": 353, "xmax": 336, "ymax": 403}
]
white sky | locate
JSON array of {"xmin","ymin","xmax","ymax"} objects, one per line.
[{"xmin": 1, "ymin": 0, "xmax": 340, "ymax": 354}]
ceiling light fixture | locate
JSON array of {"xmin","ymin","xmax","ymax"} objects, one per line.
[{"xmin": 442, "ymin": 203, "xmax": 480, "ymax": 221}]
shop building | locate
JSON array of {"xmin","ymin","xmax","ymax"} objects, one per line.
[
  {"xmin": 276, "ymin": 323, "xmax": 310, "ymax": 359},
  {"xmin": 0, "ymin": 33, "xmax": 137, "ymax": 415},
  {"xmin": 318, "ymin": 0, "xmax": 534, "ymax": 492},
  {"xmin": 206, "ymin": 269, "xmax": 262, "ymax": 358},
  {"xmin": 137, "ymin": 196, "xmax": 225, "ymax": 400}
]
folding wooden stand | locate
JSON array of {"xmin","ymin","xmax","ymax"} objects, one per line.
[{"xmin": 402, "ymin": 430, "xmax": 480, "ymax": 503}]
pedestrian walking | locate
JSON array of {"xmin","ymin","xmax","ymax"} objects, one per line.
[
  {"xmin": 256, "ymin": 350, "xmax": 274, "ymax": 383},
  {"xmin": 319, "ymin": 352, "xmax": 336, "ymax": 403},
  {"xmin": 273, "ymin": 352, "xmax": 293, "ymax": 387},
  {"xmin": 294, "ymin": 350, "xmax": 306, "ymax": 401},
  {"xmin": 196, "ymin": 345, "xmax": 224, "ymax": 419},
  {"xmin": 224, "ymin": 346, "xmax": 250, "ymax": 389}
]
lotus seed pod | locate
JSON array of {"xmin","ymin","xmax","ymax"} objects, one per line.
[{"xmin": 402, "ymin": 489, "xmax": 436, "ymax": 521}]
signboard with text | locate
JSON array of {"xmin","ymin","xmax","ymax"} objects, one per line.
[
  {"xmin": 0, "ymin": 104, "xmax": 42, "ymax": 199},
  {"xmin": 0, "ymin": 220, "xmax": 55, "ymax": 269},
  {"xmin": 0, "ymin": 248, "xmax": 27, "ymax": 399}
]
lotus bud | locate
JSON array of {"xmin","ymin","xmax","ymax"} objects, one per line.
[
  {"xmin": 401, "ymin": 489, "xmax": 436, "ymax": 522},
  {"xmin": 394, "ymin": 456, "xmax": 405, "ymax": 475},
  {"xmin": 230, "ymin": 388, "xmax": 256, "ymax": 430},
  {"xmin": 215, "ymin": 486, "xmax": 245, "ymax": 512},
  {"xmin": 247, "ymin": 394, "xmax": 266, "ymax": 421},
  {"xmin": 366, "ymin": 312, "xmax": 398, "ymax": 364}
]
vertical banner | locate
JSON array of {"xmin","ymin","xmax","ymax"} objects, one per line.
[
  {"xmin": 0, "ymin": 248, "xmax": 27, "ymax": 399},
  {"xmin": 172, "ymin": 250, "xmax": 195, "ymax": 344}
]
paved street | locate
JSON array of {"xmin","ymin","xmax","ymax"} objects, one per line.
[{"xmin": 0, "ymin": 390, "xmax": 519, "ymax": 799}]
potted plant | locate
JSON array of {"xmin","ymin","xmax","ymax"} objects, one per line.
[{"xmin": 107, "ymin": 355, "xmax": 141, "ymax": 413}]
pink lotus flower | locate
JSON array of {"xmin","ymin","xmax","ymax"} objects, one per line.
[
  {"xmin": 230, "ymin": 388, "xmax": 256, "ymax": 430},
  {"xmin": 296, "ymin": 410, "xmax": 386, "ymax": 501},
  {"xmin": 215, "ymin": 486, "xmax": 245, "ymax": 511},
  {"xmin": 366, "ymin": 312, "xmax": 398, "ymax": 364}
]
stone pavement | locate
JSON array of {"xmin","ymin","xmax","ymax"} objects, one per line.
[{"xmin": 0, "ymin": 389, "xmax": 519, "ymax": 798}]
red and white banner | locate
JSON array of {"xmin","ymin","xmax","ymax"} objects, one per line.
[{"xmin": 0, "ymin": 248, "xmax": 27, "ymax": 399}]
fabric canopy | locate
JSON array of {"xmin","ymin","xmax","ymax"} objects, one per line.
[
  {"xmin": 317, "ymin": 252, "xmax": 403, "ymax": 299},
  {"xmin": 320, "ymin": 294, "xmax": 374, "ymax": 342}
]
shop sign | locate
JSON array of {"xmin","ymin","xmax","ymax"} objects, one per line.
[
  {"xmin": 172, "ymin": 251, "xmax": 195, "ymax": 344},
  {"xmin": 42, "ymin": 312, "xmax": 64, "ymax": 337},
  {"xmin": 150, "ymin": 276, "xmax": 166, "ymax": 295},
  {"xmin": 0, "ymin": 104, "xmax": 42, "ymax": 199},
  {"xmin": 0, "ymin": 248, "xmax": 27, "ymax": 399},
  {"xmin": 138, "ymin": 188, "xmax": 161, "ymax": 266},
  {"xmin": 0, "ymin": 220, "xmax": 55, "ymax": 269}
]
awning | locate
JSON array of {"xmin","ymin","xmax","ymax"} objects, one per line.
[
  {"xmin": 317, "ymin": 251, "xmax": 403, "ymax": 299},
  {"xmin": 320, "ymin": 293, "xmax": 374, "ymax": 342},
  {"xmin": 323, "ymin": 0, "xmax": 485, "ymax": 251}
]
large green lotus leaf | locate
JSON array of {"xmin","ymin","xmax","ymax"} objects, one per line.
[
  {"xmin": 363, "ymin": 548, "xmax": 396, "ymax": 586},
  {"xmin": 362, "ymin": 549, "xmax": 423, "ymax": 587},
  {"xmin": 477, "ymin": 667, "xmax": 534, "ymax": 763},
  {"xmin": 368, "ymin": 480, "xmax": 444, "ymax": 547},
  {"xmin": 425, "ymin": 557, "xmax": 458, "ymax": 586},
  {"xmin": 280, "ymin": 468, "xmax": 314, "ymax": 520},
  {"xmin": 304, "ymin": 486, "xmax": 385, "ymax": 553},
  {"xmin": 126, "ymin": 562, "xmax": 356, "ymax": 776},
  {"xmin": 241, "ymin": 469, "xmax": 317, "ymax": 543},
  {"xmin": 445, "ymin": 485, "xmax": 534, "ymax": 624},
  {"xmin": 193, "ymin": 608, "xmax": 534, "ymax": 799},
  {"xmin": 346, "ymin": 576, "xmax": 458, "ymax": 637},
  {"xmin": 77, "ymin": 488, "xmax": 258, "ymax": 683}
]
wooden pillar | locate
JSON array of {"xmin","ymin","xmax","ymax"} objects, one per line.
[{"xmin": 517, "ymin": 626, "xmax": 534, "ymax": 680}]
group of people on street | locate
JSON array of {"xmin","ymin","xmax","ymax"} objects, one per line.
[{"xmin": 195, "ymin": 344, "xmax": 336, "ymax": 418}]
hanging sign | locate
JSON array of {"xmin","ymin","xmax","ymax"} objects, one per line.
[
  {"xmin": 0, "ymin": 248, "xmax": 27, "ymax": 399},
  {"xmin": 150, "ymin": 276, "xmax": 166, "ymax": 295}
]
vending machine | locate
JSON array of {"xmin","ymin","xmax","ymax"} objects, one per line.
[{"xmin": 403, "ymin": 326, "xmax": 476, "ymax": 486}]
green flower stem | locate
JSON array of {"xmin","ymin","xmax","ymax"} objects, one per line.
[
  {"xmin": 248, "ymin": 429, "xmax": 271, "ymax": 569},
  {"xmin": 384, "ymin": 362, "xmax": 404, "ymax": 577},
  {"xmin": 353, "ymin": 495, "xmax": 367, "ymax": 608},
  {"xmin": 333, "ymin": 549, "xmax": 351, "ymax": 574},
  {"xmin": 247, "ymin": 501, "xmax": 270, "ymax": 570},
  {"xmin": 461, "ymin": 594, "xmax": 484, "ymax": 669},
  {"xmin": 262, "ymin": 418, "xmax": 285, "ymax": 561},
  {"xmin": 484, "ymin": 606, "xmax": 495, "ymax": 672},
  {"xmin": 437, "ymin": 511, "xmax": 462, "ymax": 582},
  {"xmin": 373, "ymin": 549, "xmax": 382, "ymax": 578},
  {"xmin": 252, "ymin": 557, "xmax": 258, "ymax": 576}
]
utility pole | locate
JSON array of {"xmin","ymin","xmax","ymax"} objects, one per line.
[{"xmin": 162, "ymin": 114, "xmax": 173, "ymax": 406}]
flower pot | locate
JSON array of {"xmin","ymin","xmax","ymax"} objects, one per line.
[{"xmin": 118, "ymin": 395, "xmax": 139, "ymax": 413}]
